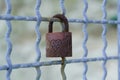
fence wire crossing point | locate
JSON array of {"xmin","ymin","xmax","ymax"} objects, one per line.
[
  {"xmin": 101, "ymin": 0, "xmax": 107, "ymax": 80},
  {"xmin": 82, "ymin": 0, "xmax": 88, "ymax": 80},
  {"xmin": 34, "ymin": 0, "xmax": 42, "ymax": 80},
  {"xmin": 5, "ymin": 0, "xmax": 12, "ymax": 80},
  {"xmin": 118, "ymin": 0, "xmax": 120, "ymax": 80},
  {"xmin": 0, "ymin": 0, "xmax": 119, "ymax": 80}
]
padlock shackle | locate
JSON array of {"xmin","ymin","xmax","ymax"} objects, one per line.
[{"xmin": 49, "ymin": 14, "xmax": 69, "ymax": 33}]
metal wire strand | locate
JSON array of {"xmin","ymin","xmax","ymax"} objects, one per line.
[
  {"xmin": 0, "ymin": 15, "xmax": 119, "ymax": 24},
  {"xmin": 82, "ymin": 0, "xmax": 88, "ymax": 80},
  {"xmin": 5, "ymin": 0, "xmax": 12, "ymax": 80},
  {"xmin": 101, "ymin": 0, "xmax": 108, "ymax": 80},
  {"xmin": 117, "ymin": 0, "xmax": 120, "ymax": 80},
  {"xmin": 0, "ymin": 56, "xmax": 118, "ymax": 71},
  {"xmin": 35, "ymin": 0, "xmax": 42, "ymax": 80},
  {"xmin": 59, "ymin": 0, "xmax": 67, "ymax": 79},
  {"xmin": 61, "ymin": 57, "xmax": 66, "ymax": 80},
  {"xmin": 60, "ymin": 0, "xmax": 66, "ymax": 15}
]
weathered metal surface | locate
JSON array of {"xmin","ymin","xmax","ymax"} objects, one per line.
[{"xmin": 46, "ymin": 14, "xmax": 72, "ymax": 57}]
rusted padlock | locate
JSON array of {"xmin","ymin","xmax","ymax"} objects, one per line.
[{"xmin": 46, "ymin": 14, "xmax": 72, "ymax": 57}]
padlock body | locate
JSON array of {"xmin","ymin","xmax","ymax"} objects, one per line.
[{"xmin": 46, "ymin": 32, "xmax": 72, "ymax": 57}]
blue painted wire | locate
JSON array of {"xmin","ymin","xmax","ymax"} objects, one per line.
[
  {"xmin": 5, "ymin": 0, "xmax": 12, "ymax": 80},
  {"xmin": 60, "ymin": 0, "xmax": 66, "ymax": 15},
  {"xmin": 0, "ymin": 15, "xmax": 119, "ymax": 24},
  {"xmin": 117, "ymin": 0, "xmax": 120, "ymax": 80},
  {"xmin": 5, "ymin": 21, "xmax": 12, "ymax": 80},
  {"xmin": 0, "ymin": 56, "xmax": 118, "ymax": 70},
  {"xmin": 82, "ymin": 0, "xmax": 88, "ymax": 80},
  {"xmin": 60, "ymin": 0, "xmax": 67, "ymax": 79},
  {"xmin": 102, "ymin": 0, "xmax": 108, "ymax": 80},
  {"xmin": 35, "ymin": 0, "xmax": 42, "ymax": 80},
  {"xmin": 82, "ymin": 24, "xmax": 88, "ymax": 80}
]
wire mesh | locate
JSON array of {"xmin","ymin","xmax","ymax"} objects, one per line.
[{"xmin": 0, "ymin": 0, "xmax": 119, "ymax": 80}]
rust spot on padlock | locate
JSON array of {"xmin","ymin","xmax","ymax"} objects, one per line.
[{"xmin": 46, "ymin": 14, "xmax": 72, "ymax": 57}]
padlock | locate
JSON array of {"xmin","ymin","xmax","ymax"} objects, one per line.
[{"xmin": 46, "ymin": 14, "xmax": 72, "ymax": 57}]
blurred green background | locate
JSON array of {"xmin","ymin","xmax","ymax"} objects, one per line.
[{"xmin": 0, "ymin": 0, "xmax": 118, "ymax": 80}]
